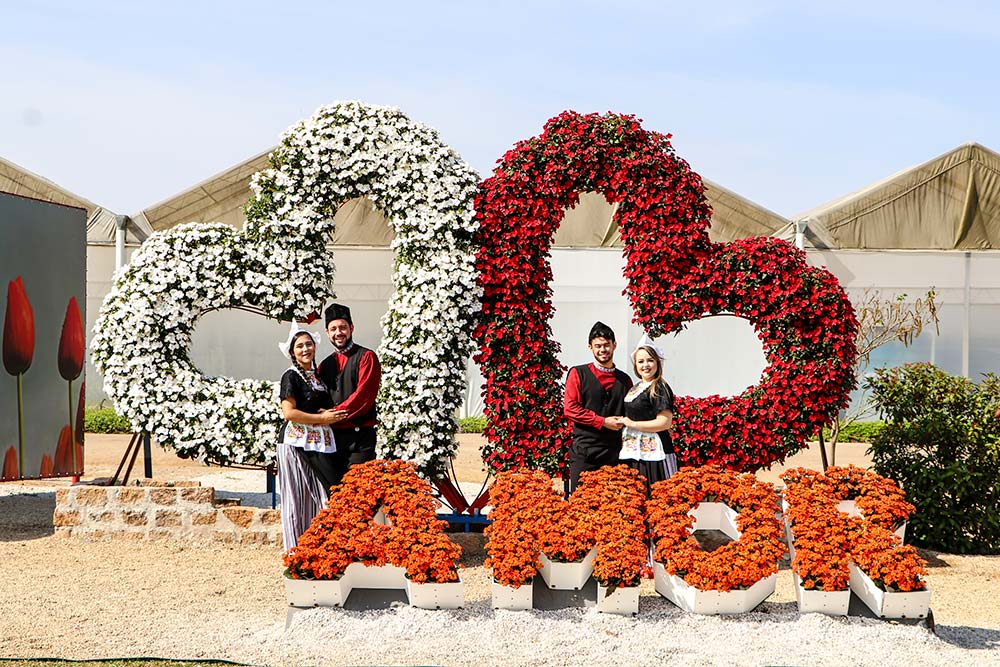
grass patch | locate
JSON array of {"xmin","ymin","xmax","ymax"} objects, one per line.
[
  {"xmin": 0, "ymin": 661, "xmax": 249, "ymax": 667},
  {"xmin": 459, "ymin": 416, "xmax": 487, "ymax": 434}
]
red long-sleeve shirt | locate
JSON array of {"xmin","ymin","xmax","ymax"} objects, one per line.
[
  {"xmin": 564, "ymin": 363, "xmax": 627, "ymax": 430},
  {"xmin": 319, "ymin": 347, "xmax": 381, "ymax": 429}
]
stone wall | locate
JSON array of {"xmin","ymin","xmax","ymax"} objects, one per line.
[{"xmin": 53, "ymin": 480, "xmax": 281, "ymax": 545}]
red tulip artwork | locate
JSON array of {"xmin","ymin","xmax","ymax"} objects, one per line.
[
  {"xmin": 75, "ymin": 382, "xmax": 86, "ymax": 471},
  {"xmin": 39, "ymin": 454, "xmax": 54, "ymax": 477},
  {"xmin": 2, "ymin": 446, "xmax": 17, "ymax": 480},
  {"xmin": 53, "ymin": 425, "xmax": 81, "ymax": 476},
  {"xmin": 58, "ymin": 297, "xmax": 85, "ymax": 473},
  {"xmin": 3, "ymin": 276, "xmax": 35, "ymax": 476}
]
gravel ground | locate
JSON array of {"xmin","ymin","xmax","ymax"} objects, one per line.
[{"xmin": 2, "ymin": 482, "xmax": 999, "ymax": 666}]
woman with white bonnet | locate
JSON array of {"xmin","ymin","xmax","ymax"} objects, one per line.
[
  {"xmin": 276, "ymin": 323, "xmax": 346, "ymax": 549},
  {"xmin": 619, "ymin": 335, "xmax": 677, "ymax": 497}
]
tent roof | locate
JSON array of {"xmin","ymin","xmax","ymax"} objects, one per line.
[
  {"xmin": 134, "ymin": 147, "xmax": 789, "ymax": 247},
  {"xmin": 0, "ymin": 155, "xmax": 97, "ymax": 213},
  {"xmin": 0, "ymin": 155, "xmax": 153, "ymax": 244},
  {"xmin": 786, "ymin": 142, "xmax": 1000, "ymax": 250}
]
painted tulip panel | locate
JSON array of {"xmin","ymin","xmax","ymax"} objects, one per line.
[{"xmin": 0, "ymin": 192, "xmax": 86, "ymax": 481}]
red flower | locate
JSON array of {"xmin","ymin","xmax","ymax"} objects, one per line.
[
  {"xmin": 2, "ymin": 446, "xmax": 17, "ymax": 480},
  {"xmin": 474, "ymin": 113, "xmax": 858, "ymax": 474},
  {"xmin": 58, "ymin": 296, "xmax": 84, "ymax": 381},
  {"xmin": 3, "ymin": 276, "xmax": 35, "ymax": 376}
]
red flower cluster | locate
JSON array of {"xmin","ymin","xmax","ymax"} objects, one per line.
[
  {"xmin": 647, "ymin": 465, "xmax": 786, "ymax": 591},
  {"xmin": 283, "ymin": 460, "xmax": 462, "ymax": 584},
  {"xmin": 474, "ymin": 111, "xmax": 858, "ymax": 475},
  {"xmin": 782, "ymin": 466, "xmax": 926, "ymax": 592},
  {"xmin": 485, "ymin": 465, "xmax": 647, "ymax": 588}
]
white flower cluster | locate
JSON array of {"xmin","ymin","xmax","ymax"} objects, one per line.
[
  {"xmin": 249, "ymin": 101, "xmax": 481, "ymax": 475},
  {"xmin": 92, "ymin": 101, "xmax": 480, "ymax": 473}
]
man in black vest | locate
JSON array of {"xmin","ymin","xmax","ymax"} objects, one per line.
[
  {"xmin": 563, "ymin": 321, "xmax": 632, "ymax": 493},
  {"xmin": 317, "ymin": 303, "xmax": 382, "ymax": 481}
]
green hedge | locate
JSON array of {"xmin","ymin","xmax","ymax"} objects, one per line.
[
  {"xmin": 459, "ymin": 416, "xmax": 487, "ymax": 434},
  {"xmin": 84, "ymin": 407, "xmax": 133, "ymax": 434},
  {"xmin": 866, "ymin": 363, "xmax": 1000, "ymax": 554},
  {"xmin": 821, "ymin": 421, "xmax": 884, "ymax": 443}
]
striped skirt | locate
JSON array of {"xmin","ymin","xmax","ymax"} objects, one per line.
[{"xmin": 277, "ymin": 442, "xmax": 330, "ymax": 551}]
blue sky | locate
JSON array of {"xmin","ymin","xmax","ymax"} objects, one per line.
[{"xmin": 1, "ymin": 0, "xmax": 998, "ymax": 216}]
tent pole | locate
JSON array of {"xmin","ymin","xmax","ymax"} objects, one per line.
[{"xmin": 115, "ymin": 215, "xmax": 129, "ymax": 271}]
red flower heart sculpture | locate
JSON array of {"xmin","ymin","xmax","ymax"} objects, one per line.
[{"xmin": 475, "ymin": 111, "xmax": 858, "ymax": 474}]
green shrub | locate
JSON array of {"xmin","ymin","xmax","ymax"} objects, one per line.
[
  {"xmin": 821, "ymin": 421, "xmax": 884, "ymax": 443},
  {"xmin": 459, "ymin": 416, "xmax": 487, "ymax": 434},
  {"xmin": 84, "ymin": 407, "xmax": 133, "ymax": 434},
  {"xmin": 866, "ymin": 363, "xmax": 1000, "ymax": 554}
]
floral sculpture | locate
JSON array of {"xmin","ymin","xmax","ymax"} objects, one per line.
[
  {"xmin": 284, "ymin": 459, "xmax": 461, "ymax": 584},
  {"xmin": 782, "ymin": 466, "xmax": 926, "ymax": 593},
  {"xmin": 92, "ymin": 102, "xmax": 479, "ymax": 471},
  {"xmin": 485, "ymin": 465, "xmax": 646, "ymax": 589},
  {"xmin": 475, "ymin": 111, "xmax": 858, "ymax": 474},
  {"xmin": 646, "ymin": 465, "xmax": 786, "ymax": 591}
]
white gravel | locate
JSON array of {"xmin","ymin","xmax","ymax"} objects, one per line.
[{"xmin": 269, "ymin": 598, "xmax": 997, "ymax": 667}]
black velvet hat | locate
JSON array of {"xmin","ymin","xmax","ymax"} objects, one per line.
[
  {"xmin": 325, "ymin": 303, "xmax": 353, "ymax": 326},
  {"xmin": 589, "ymin": 321, "xmax": 615, "ymax": 343}
]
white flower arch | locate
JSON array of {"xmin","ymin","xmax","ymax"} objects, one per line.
[{"xmin": 92, "ymin": 102, "xmax": 480, "ymax": 474}]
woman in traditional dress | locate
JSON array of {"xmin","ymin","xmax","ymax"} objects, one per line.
[
  {"xmin": 277, "ymin": 324, "xmax": 346, "ymax": 549},
  {"xmin": 619, "ymin": 339, "xmax": 677, "ymax": 497}
]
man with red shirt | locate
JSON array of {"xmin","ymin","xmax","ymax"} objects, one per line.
[
  {"xmin": 317, "ymin": 303, "xmax": 381, "ymax": 481},
  {"xmin": 564, "ymin": 321, "xmax": 632, "ymax": 493}
]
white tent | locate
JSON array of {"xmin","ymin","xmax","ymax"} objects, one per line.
[{"xmin": 775, "ymin": 143, "xmax": 1000, "ymax": 382}]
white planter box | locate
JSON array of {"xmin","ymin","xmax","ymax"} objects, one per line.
[
  {"xmin": 406, "ymin": 574, "xmax": 464, "ymax": 610},
  {"xmin": 653, "ymin": 562, "xmax": 776, "ymax": 615},
  {"xmin": 285, "ymin": 562, "xmax": 464, "ymax": 609},
  {"xmin": 596, "ymin": 583, "xmax": 639, "ymax": 615},
  {"xmin": 837, "ymin": 500, "xmax": 907, "ymax": 541},
  {"xmin": 794, "ymin": 574, "xmax": 850, "ymax": 616},
  {"xmin": 284, "ymin": 576, "xmax": 350, "ymax": 607},
  {"xmin": 539, "ymin": 547, "xmax": 597, "ymax": 590},
  {"xmin": 346, "ymin": 562, "xmax": 407, "ymax": 588},
  {"xmin": 491, "ymin": 579, "xmax": 533, "ymax": 611},
  {"xmin": 690, "ymin": 502, "xmax": 741, "ymax": 539},
  {"xmin": 849, "ymin": 564, "xmax": 931, "ymax": 619}
]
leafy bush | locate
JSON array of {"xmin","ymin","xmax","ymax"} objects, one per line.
[
  {"xmin": 821, "ymin": 421, "xmax": 884, "ymax": 443},
  {"xmin": 866, "ymin": 363, "xmax": 1000, "ymax": 554},
  {"xmin": 84, "ymin": 407, "xmax": 133, "ymax": 434},
  {"xmin": 459, "ymin": 416, "xmax": 487, "ymax": 434}
]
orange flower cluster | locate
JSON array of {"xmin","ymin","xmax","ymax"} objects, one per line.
[
  {"xmin": 648, "ymin": 465, "xmax": 786, "ymax": 592},
  {"xmin": 484, "ymin": 469, "xmax": 556, "ymax": 587},
  {"xmin": 573, "ymin": 466, "xmax": 647, "ymax": 588},
  {"xmin": 782, "ymin": 466, "xmax": 926, "ymax": 593},
  {"xmin": 283, "ymin": 459, "xmax": 462, "ymax": 584},
  {"xmin": 484, "ymin": 465, "xmax": 647, "ymax": 588}
]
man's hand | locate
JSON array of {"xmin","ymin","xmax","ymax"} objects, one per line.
[
  {"xmin": 603, "ymin": 416, "xmax": 625, "ymax": 431},
  {"xmin": 320, "ymin": 409, "xmax": 349, "ymax": 425}
]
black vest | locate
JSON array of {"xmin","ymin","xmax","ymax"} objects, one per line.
[
  {"xmin": 571, "ymin": 364, "xmax": 630, "ymax": 444},
  {"xmin": 318, "ymin": 344, "xmax": 378, "ymax": 426}
]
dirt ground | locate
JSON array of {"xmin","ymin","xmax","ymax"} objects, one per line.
[
  {"xmin": 70, "ymin": 432, "xmax": 874, "ymax": 487},
  {"xmin": 1, "ymin": 435, "xmax": 998, "ymax": 662}
]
